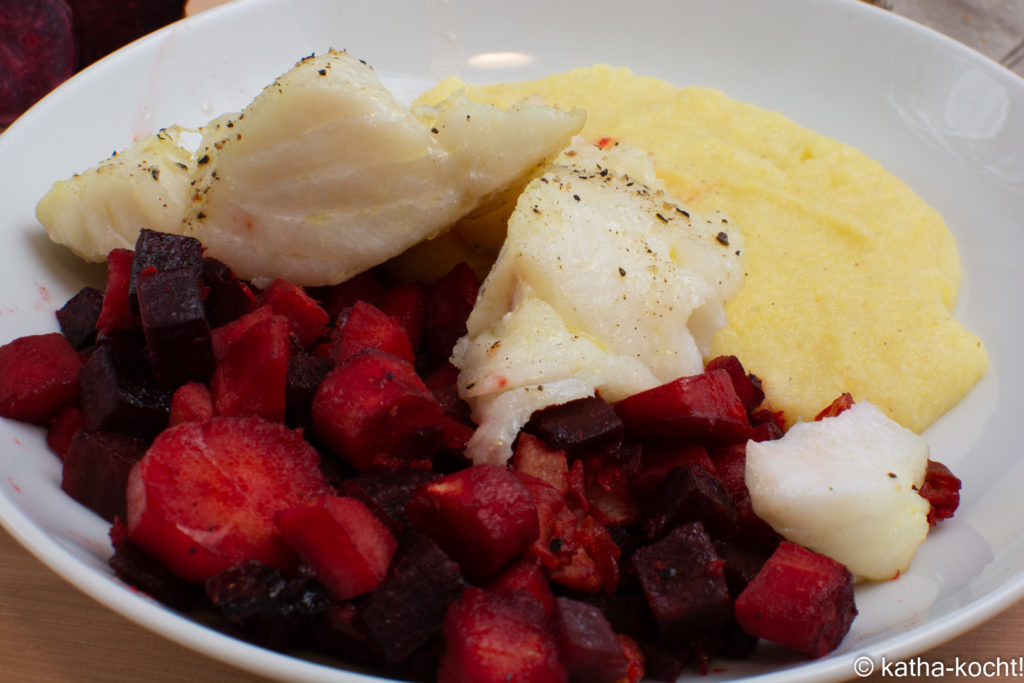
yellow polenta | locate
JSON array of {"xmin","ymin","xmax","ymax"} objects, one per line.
[{"xmin": 416, "ymin": 65, "xmax": 987, "ymax": 433}]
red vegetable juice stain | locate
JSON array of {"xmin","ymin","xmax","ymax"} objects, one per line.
[
  {"xmin": 7, "ymin": 477, "xmax": 21, "ymax": 493},
  {"xmin": 35, "ymin": 282, "xmax": 52, "ymax": 310}
]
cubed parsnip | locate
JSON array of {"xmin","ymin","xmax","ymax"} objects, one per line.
[
  {"xmin": 36, "ymin": 127, "xmax": 194, "ymax": 262},
  {"xmin": 745, "ymin": 401, "xmax": 931, "ymax": 581}
]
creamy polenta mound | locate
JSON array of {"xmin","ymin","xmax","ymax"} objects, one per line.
[{"xmin": 417, "ymin": 65, "xmax": 987, "ymax": 433}]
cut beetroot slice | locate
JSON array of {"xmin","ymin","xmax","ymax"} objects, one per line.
[
  {"xmin": 61, "ymin": 430, "xmax": 147, "ymax": 521},
  {"xmin": 330, "ymin": 300, "xmax": 415, "ymax": 366},
  {"xmin": 312, "ymin": 348, "xmax": 443, "ymax": 472},
  {"xmin": 96, "ymin": 248, "xmax": 140, "ymax": 333},
  {"xmin": 210, "ymin": 306, "xmax": 291, "ymax": 422},
  {"xmin": 552, "ymin": 597, "xmax": 629, "ymax": 683},
  {"xmin": 422, "ymin": 262, "xmax": 479, "ymax": 370},
  {"xmin": 0, "ymin": 332, "xmax": 82, "ymax": 424},
  {"xmin": 438, "ymin": 586, "xmax": 565, "ymax": 683},
  {"xmin": 126, "ymin": 415, "xmax": 329, "ymax": 583},
  {"xmin": 0, "ymin": 0, "xmax": 75, "ymax": 127},
  {"xmin": 258, "ymin": 278, "xmax": 329, "ymax": 347},
  {"xmin": 614, "ymin": 368, "xmax": 752, "ymax": 445},
  {"xmin": 56, "ymin": 286, "xmax": 103, "ymax": 350},
  {"xmin": 406, "ymin": 464, "xmax": 539, "ymax": 579},
  {"xmin": 274, "ymin": 495, "xmax": 397, "ymax": 601},
  {"xmin": 733, "ymin": 541, "xmax": 857, "ymax": 658}
]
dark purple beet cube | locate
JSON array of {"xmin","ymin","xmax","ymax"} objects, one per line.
[
  {"xmin": 643, "ymin": 462, "xmax": 739, "ymax": 541},
  {"xmin": 285, "ymin": 348, "xmax": 331, "ymax": 429},
  {"xmin": 631, "ymin": 522, "xmax": 733, "ymax": 643},
  {"xmin": 553, "ymin": 597, "xmax": 628, "ymax": 683},
  {"xmin": 135, "ymin": 266, "xmax": 214, "ymax": 388},
  {"xmin": 205, "ymin": 559, "xmax": 331, "ymax": 650},
  {"xmin": 202, "ymin": 257, "xmax": 257, "ymax": 328},
  {"xmin": 360, "ymin": 533, "xmax": 466, "ymax": 663},
  {"xmin": 60, "ymin": 430, "xmax": 147, "ymax": 521},
  {"xmin": 526, "ymin": 395, "xmax": 624, "ymax": 454},
  {"xmin": 56, "ymin": 286, "xmax": 104, "ymax": 350},
  {"xmin": 337, "ymin": 469, "xmax": 439, "ymax": 535},
  {"xmin": 108, "ymin": 518, "xmax": 199, "ymax": 610},
  {"xmin": 129, "ymin": 228, "xmax": 203, "ymax": 311},
  {"xmin": 77, "ymin": 342, "xmax": 170, "ymax": 435}
]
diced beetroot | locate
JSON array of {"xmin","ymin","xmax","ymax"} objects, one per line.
[
  {"xmin": 330, "ymin": 300, "xmax": 415, "ymax": 366},
  {"xmin": 77, "ymin": 342, "xmax": 170, "ymax": 435},
  {"xmin": 712, "ymin": 537, "xmax": 777, "ymax": 598},
  {"xmin": 406, "ymin": 464, "xmax": 539, "ymax": 579},
  {"xmin": 634, "ymin": 444, "xmax": 713, "ymax": 498},
  {"xmin": 710, "ymin": 444, "xmax": 779, "ymax": 545},
  {"xmin": 381, "ymin": 281, "xmax": 429, "ymax": 352},
  {"xmin": 96, "ymin": 248, "xmax": 140, "ymax": 333},
  {"xmin": 631, "ymin": 522, "xmax": 733, "ymax": 643},
  {"xmin": 0, "ymin": 0, "xmax": 75, "ymax": 127},
  {"xmin": 312, "ymin": 348, "xmax": 443, "ymax": 472},
  {"xmin": 815, "ymin": 392, "xmax": 855, "ymax": 420},
  {"xmin": 46, "ymin": 403, "xmax": 85, "ymax": 459},
  {"xmin": 258, "ymin": 278, "xmax": 329, "ymax": 347},
  {"xmin": 136, "ymin": 265, "xmax": 214, "ymax": 388},
  {"xmin": 733, "ymin": 541, "xmax": 857, "ymax": 658},
  {"xmin": 552, "ymin": 597, "xmax": 629, "ymax": 683},
  {"xmin": 284, "ymin": 349, "xmax": 332, "ymax": 429},
  {"xmin": 61, "ymin": 430, "xmax": 147, "ymax": 521},
  {"xmin": 130, "ymin": 229, "xmax": 204, "ymax": 312},
  {"xmin": 108, "ymin": 518, "xmax": 200, "ymax": 611},
  {"xmin": 274, "ymin": 495, "xmax": 397, "ymax": 601},
  {"xmin": 210, "ymin": 306, "xmax": 291, "ymax": 422},
  {"xmin": 201, "ymin": 257, "xmax": 257, "ymax": 328},
  {"xmin": 360, "ymin": 532, "xmax": 466, "ymax": 662},
  {"xmin": 56, "ymin": 286, "xmax": 103, "ymax": 350},
  {"xmin": 204, "ymin": 559, "xmax": 330, "ymax": 650},
  {"xmin": 749, "ymin": 407, "xmax": 786, "ymax": 442},
  {"xmin": 576, "ymin": 439, "xmax": 642, "ymax": 526},
  {"xmin": 513, "ymin": 433, "xmax": 570, "ymax": 495},
  {"xmin": 484, "ymin": 558, "xmax": 557, "ymax": 616},
  {"xmin": 0, "ymin": 332, "xmax": 82, "ymax": 424},
  {"xmin": 336, "ymin": 469, "xmax": 438, "ymax": 535},
  {"xmin": 526, "ymin": 396, "xmax": 624, "ymax": 455},
  {"xmin": 642, "ymin": 461, "xmax": 739, "ymax": 541},
  {"xmin": 422, "ymin": 262, "xmax": 479, "ymax": 369},
  {"xmin": 126, "ymin": 416, "xmax": 330, "ymax": 583},
  {"xmin": 517, "ymin": 472, "xmax": 620, "ymax": 595},
  {"xmin": 168, "ymin": 381, "xmax": 214, "ymax": 426},
  {"xmin": 919, "ymin": 459, "xmax": 961, "ymax": 525},
  {"xmin": 67, "ymin": 0, "xmax": 185, "ymax": 68},
  {"xmin": 614, "ymin": 368, "xmax": 752, "ymax": 445},
  {"xmin": 705, "ymin": 355, "xmax": 765, "ymax": 414},
  {"xmin": 321, "ymin": 270, "xmax": 388, "ymax": 322},
  {"xmin": 438, "ymin": 586, "xmax": 565, "ymax": 683}
]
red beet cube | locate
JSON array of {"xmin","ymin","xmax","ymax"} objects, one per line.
[
  {"xmin": 336, "ymin": 469, "xmax": 438, "ymax": 535},
  {"xmin": 438, "ymin": 586, "xmax": 565, "ymax": 683},
  {"xmin": 201, "ymin": 257, "xmax": 257, "ymax": 328},
  {"xmin": 312, "ymin": 348, "xmax": 443, "ymax": 471},
  {"xmin": 484, "ymin": 558, "xmax": 557, "ymax": 616},
  {"xmin": 359, "ymin": 532, "xmax": 466, "ymax": 662},
  {"xmin": 734, "ymin": 541, "xmax": 857, "ymax": 658},
  {"xmin": 406, "ymin": 464, "xmax": 539, "ymax": 579},
  {"xmin": 77, "ymin": 342, "xmax": 169, "ymax": 436},
  {"xmin": 96, "ymin": 248, "xmax": 140, "ymax": 333},
  {"xmin": 330, "ymin": 300, "xmax": 415, "ymax": 365},
  {"xmin": 321, "ymin": 270, "xmax": 389, "ymax": 322},
  {"xmin": 46, "ymin": 403, "xmax": 86, "ymax": 459},
  {"xmin": 525, "ymin": 396, "xmax": 624, "ymax": 455},
  {"xmin": 919, "ymin": 459, "xmax": 961, "ymax": 525},
  {"xmin": 422, "ymin": 262, "xmax": 479, "ymax": 369},
  {"xmin": 704, "ymin": 355, "xmax": 765, "ymax": 413},
  {"xmin": 642, "ymin": 461, "xmax": 739, "ymax": 541},
  {"xmin": 126, "ymin": 416, "xmax": 329, "ymax": 583},
  {"xmin": 710, "ymin": 444, "xmax": 778, "ymax": 545},
  {"xmin": 258, "ymin": 278, "xmax": 329, "ymax": 347},
  {"xmin": 381, "ymin": 281, "xmax": 429, "ymax": 351},
  {"xmin": 631, "ymin": 522, "xmax": 733, "ymax": 643},
  {"xmin": 553, "ymin": 597, "xmax": 629, "ymax": 683},
  {"xmin": 56, "ymin": 286, "xmax": 103, "ymax": 350},
  {"xmin": 67, "ymin": 0, "xmax": 185, "ymax": 68},
  {"xmin": 129, "ymin": 229, "xmax": 204, "ymax": 311},
  {"xmin": 284, "ymin": 349, "xmax": 332, "ymax": 429},
  {"xmin": 275, "ymin": 495, "xmax": 397, "ymax": 601},
  {"xmin": 136, "ymin": 265, "xmax": 214, "ymax": 388},
  {"xmin": 210, "ymin": 306, "xmax": 291, "ymax": 422},
  {"xmin": 61, "ymin": 430, "xmax": 147, "ymax": 521},
  {"xmin": 614, "ymin": 368, "xmax": 752, "ymax": 445},
  {"xmin": 0, "ymin": 332, "xmax": 82, "ymax": 424}
]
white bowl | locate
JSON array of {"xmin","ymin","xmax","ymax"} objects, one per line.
[{"xmin": 1, "ymin": 0, "xmax": 1022, "ymax": 680}]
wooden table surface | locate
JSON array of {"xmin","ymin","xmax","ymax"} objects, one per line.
[{"xmin": 3, "ymin": 1, "xmax": 1023, "ymax": 682}]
